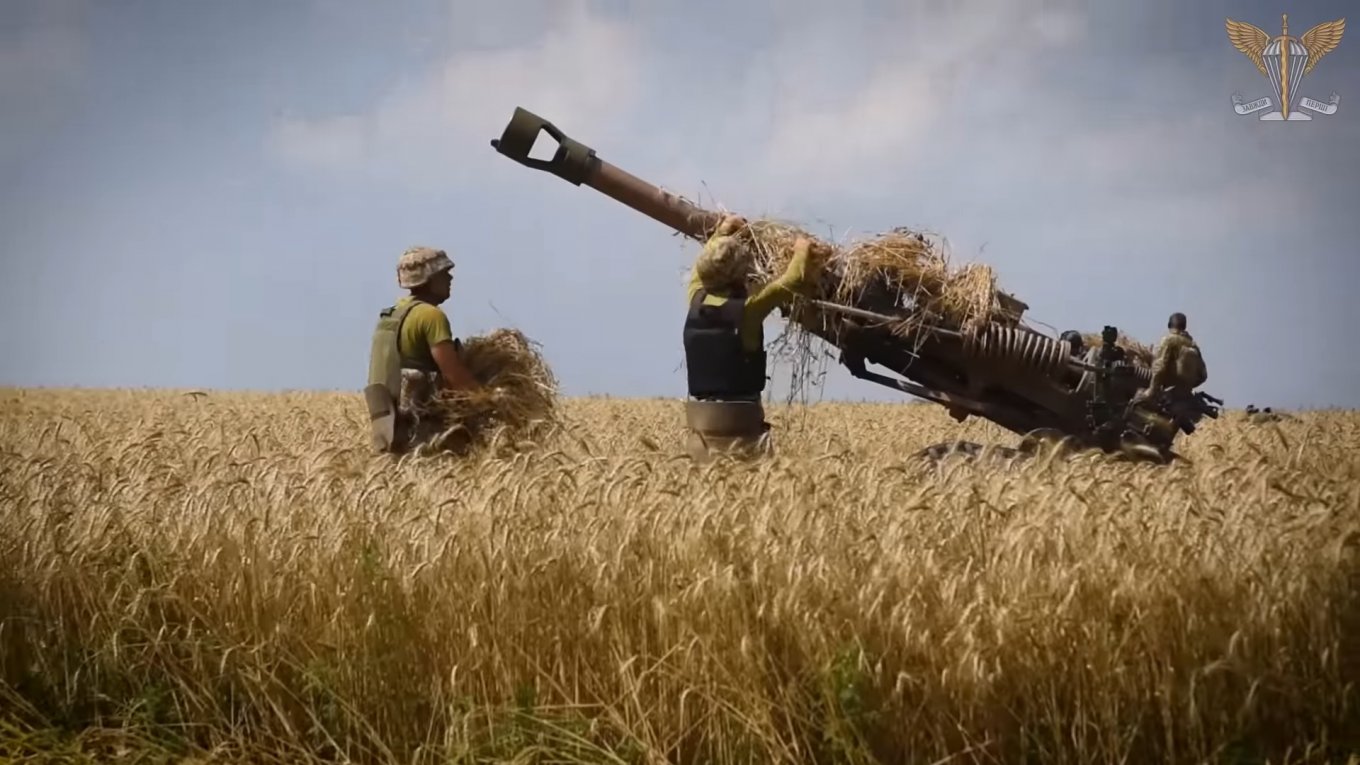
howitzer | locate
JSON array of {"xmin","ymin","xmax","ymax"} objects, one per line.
[{"xmin": 491, "ymin": 106, "xmax": 1221, "ymax": 462}]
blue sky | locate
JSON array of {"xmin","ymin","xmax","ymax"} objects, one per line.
[{"xmin": 2, "ymin": 0, "xmax": 1357, "ymax": 409}]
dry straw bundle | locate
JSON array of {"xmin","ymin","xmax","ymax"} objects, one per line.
[
  {"xmin": 741, "ymin": 220, "xmax": 1007, "ymax": 337},
  {"xmin": 733, "ymin": 218, "xmax": 1155, "ymax": 358},
  {"xmin": 427, "ymin": 328, "xmax": 559, "ymax": 453}
]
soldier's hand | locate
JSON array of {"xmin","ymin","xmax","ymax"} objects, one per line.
[
  {"xmin": 715, "ymin": 214, "xmax": 747, "ymax": 237},
  {"xmin": 797, "ymin": 238, "xmax": 833, "ymax": 270}
]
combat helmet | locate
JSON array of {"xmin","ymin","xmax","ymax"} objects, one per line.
[
  {"xmin": 694, "ymin": 235, "xmax": 752, "ymax": 292},
  {"xmin": 397, "ymin": 246, "xmax": 454, "ymax": 289},
  {"xmin": 1059, "ymin": 330, "xmax": 1084, "ymax": 355}
]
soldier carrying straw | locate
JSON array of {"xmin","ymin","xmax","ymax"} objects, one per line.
[
  {"xmin": 681, "ymin": 214, "xmax": 830, "ymax": 461},
  {"xmin": 364, "ymin": 246, "xmax": 485, "ymax": 454}
]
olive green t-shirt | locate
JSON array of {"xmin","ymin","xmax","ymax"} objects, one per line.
[
  {"xmin": 685, "ymin": 246, "xmax": 813, "ymax": 352},
  {"xmin": 395, "ymin": 296, "xmax": 453, "ymax": 370}
]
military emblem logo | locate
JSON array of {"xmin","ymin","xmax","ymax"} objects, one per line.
[{"xmin": 1226, "ymin": 14, "xmax": 1345, "ymax": 120}]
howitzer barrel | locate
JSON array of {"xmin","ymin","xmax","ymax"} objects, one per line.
[
  {"xmin": 491, "ymin": 107, "xmax": 723, "ymax": 241},
  {"xmin": 490, "ymin": 107, "xmax": 1030, "ymax": 319}
]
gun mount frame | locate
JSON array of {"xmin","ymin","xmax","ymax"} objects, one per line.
[{"xmin": 491, "ymin": 106, "xmax": 1222, "ymax": 462}]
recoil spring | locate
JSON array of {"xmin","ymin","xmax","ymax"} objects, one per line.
[
  {"xmin": 1122, "ymin": 361, "xmax": 1153, "ymax": 385},
  {"xmin": 960, "ymin": 325, "xmax": 1156, "ymax": 385},
  {"xmin": 961, "ymin": 325, "xmax": 1070, "ymax": 377}
]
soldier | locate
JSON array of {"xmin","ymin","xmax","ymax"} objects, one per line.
[
  {"xmin": 364, "ymin": 246, "xmax": 484, "ymax": 454},
  {"xmin": 1073, "ymin": 329, "xmax": 1132, "ymax": 395},
  {"xmin": 1059, "ymin": 330, "xmax": 1086, "ymax": 389},
  {"xmin": 1059, "ymin": 330, "xmax": 1085, "ymax": 357},
  {"xmin": 681, "ymin": 214, "xmax": 828, "ymax": 461},
  {"xmin": 1138, "ymin": 311, "xmax": 1207, "ymax": 401}
]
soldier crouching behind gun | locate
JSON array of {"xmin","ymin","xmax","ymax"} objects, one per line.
[
  {"xmin": 1134, "ymin": 313, "xmax": 1208, "ymax": 397},
  {"xmin": 1130, "ymin": 311, "xmax": 1210, "ymax": 432},
  {"xmin": 681, "ymin": 214, "xmax": 828, "ymax": 462},
  {"xmin": 365, "ymin": 246, "xmax": 485, "ymax": 455}
]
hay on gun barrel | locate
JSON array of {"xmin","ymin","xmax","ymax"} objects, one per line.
[
  {"xmin": 731, "ymin": 218, "xmax": 1158, "ymax": 364},
  {"xmin": 738, "ymin": 220, "xmax": 1006, "ymax": 338},
  {"xmin": 427, "ymin": 328, "xmax": 558, "ymax": 453}
]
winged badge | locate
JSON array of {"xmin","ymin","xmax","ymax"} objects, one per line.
[{"xmin": 1226, "ymin": 14, "xmax": 1345, "ymax": 120}]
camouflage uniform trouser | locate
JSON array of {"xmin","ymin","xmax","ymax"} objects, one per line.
[
  {"xmin": 1161, "ymin": 386, "xmax": 1205, "ymax": 433},
  {"xmin": 1126, "ymin": 386, "xmax": 1200, "ymax": 445}
]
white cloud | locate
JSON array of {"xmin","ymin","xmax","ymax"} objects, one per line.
[
  {"xmin": 267, "ymin": 1, "xmax": 645, "ymax": 185},
  {"xmin": 703, "ymin": 2, "xmax": 1320, "ymax": 261},
  {"xmin": 711, "ymin": 0, "xmax": 1091, "ymax": 199},
  {"xmin": 266, "ymin": 0, "xmax": 1096, "ymax": 203}
]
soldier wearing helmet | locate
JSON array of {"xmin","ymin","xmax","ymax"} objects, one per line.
[
  {"xmin": 1058, "ymin": 330, "xmax": 1086, "ymax": 390},
  {"xmin": 1059, "ymin": 330, "xmax": 1085, "ymax": 357},
  {"xmin": 681, "ymin": 214, "xmax": 829, "ymax": 461},
  {"xmin": 1137, "ymin": 311, "xmax": 1207, "ymax": 402},
  {"xmin": 364, "ymin": 246, "xmax": 483, "ymax": 453}
]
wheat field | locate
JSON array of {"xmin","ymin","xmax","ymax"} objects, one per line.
[{"xmin": 1, "ymin": 387, "xmax": 1358, "ymax": 764}]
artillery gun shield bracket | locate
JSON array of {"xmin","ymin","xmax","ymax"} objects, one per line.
[{"xmin": 491, "ymin": 107, "xmax": 600, "ymax": 186}]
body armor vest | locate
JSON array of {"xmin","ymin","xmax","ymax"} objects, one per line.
[
  {"xmin": 682, "ymin": 289, "xmax": 767, "ymax": 399},
  {"xmin": 365, "ymin": 299, "xmax": 439, "ymax": 452}
]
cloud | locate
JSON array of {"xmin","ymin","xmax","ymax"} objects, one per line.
[
  {"xmin": 267, "ymin": 0, "xmax": 645, "ymax": 185},
  {"xmin": 266, "ymin": 0, "xmax": 1099, "ymax": 205},
  {"xmin": 671, "ymin": 0, "xmax": 1333, "ymax": 303},
  {"xmin": 639, "ymin": 0, "xmax": 1091, "ymax": 207}
]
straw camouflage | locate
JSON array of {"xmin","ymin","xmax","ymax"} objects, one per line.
[
  {"xmin": 397, "ymin": 246, "xmax": 454, "ymax": 289},
  {"xmin": 695, "ymin": 235, "xmax": 752, "ymax": 291}
]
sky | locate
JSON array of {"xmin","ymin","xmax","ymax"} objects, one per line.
[{"xmin": 1, "ymin": 0, "xmax": 1358, "ymax": 410}]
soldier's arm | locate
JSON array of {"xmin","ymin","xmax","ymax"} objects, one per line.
[
  {"xmin": 417, "ymin": 307, "xmax": 482, "ymax": 391},
  {"xmin": 743, "ymin": 239, "xmax": 818, "ymax": 325},
  {"xmin": 686, "ymin": 261, "xmax": 703, "ymax": 304},
  {"xmin": 737, "ymin": 245, "xmax": 813, "ymax": 352},
  {"xmin": 431, "ymin": 341, "xmax": 482, "ymax": 391},
  {"xmin": 1147, "ymin": 336, "xmax": 1180, "ymax": 389}
]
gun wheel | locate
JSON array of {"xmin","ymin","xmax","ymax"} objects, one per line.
[
  {"xmin": 1016, "ymin": 428, "xmax": 1080, "ymax": 457},
  {"xmin": 915, "ymin": 440, "xmax": 1027, "ymax": 464},
  {"xmin": 915, "ymin": 440, "xmax": 984, "ymax": 462},
  {"xmin": 1116, "ymin": 431, "xmax": 1172, "ymax": 464}
]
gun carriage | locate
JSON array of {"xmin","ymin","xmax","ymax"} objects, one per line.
[{"xmin": 490, "ymin": 107, "xmax": 1221, "ymax": 462}]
